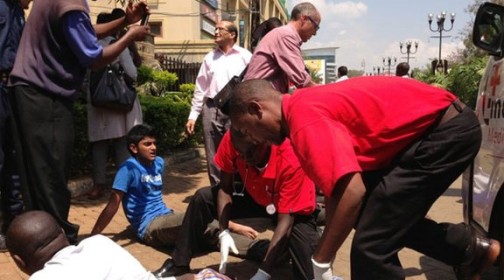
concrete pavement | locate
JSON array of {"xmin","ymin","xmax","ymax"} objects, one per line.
[{"xmin": 0, "ymin": 147, "xmax": 498, "ymax": 279}]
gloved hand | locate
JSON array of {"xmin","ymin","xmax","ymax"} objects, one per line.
[
  {"xmin": 250, "ymin": 269, "xmax": 271, "ymax": 280},
  {"xmin": 218, "ymin": 229, "xmax": 238, "ymax": 273},
  {"xmin": 312, "ymin": 257, "xmax": 333, "ymax": 280}
]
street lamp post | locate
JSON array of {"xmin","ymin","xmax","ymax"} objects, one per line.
[
  {"xmin": 373, "ymin": 66, "xmax": 384, "ymax": 76},
  {"xmin": 428, "ymin": 11, "xmax": 455, "ymax": 74},
  {"xmin": 382, "ymin": 57, "xmax": 397, "ymax": 76},
  {"xmin": 399, "ymin": 41, "xmax": 418, "ymax": 64}
]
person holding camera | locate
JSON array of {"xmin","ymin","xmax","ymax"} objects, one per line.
[
  {"xmin": 86, "ymin": 9, "xmax": 143, "ymax": 200},
  {"xmin": 8, "ymin": 0, "xmax": 150, "ymax": 244}
]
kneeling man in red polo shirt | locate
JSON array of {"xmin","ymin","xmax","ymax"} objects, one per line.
[
  {"xmin": 154, "ymin": 129, "xmax": 320, "ymax": 280},
  {"xmin": 228, "ymin": 77, "xmax": 500, "ymax": 280}
]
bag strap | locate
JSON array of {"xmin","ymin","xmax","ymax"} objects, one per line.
[{"xmin": 238, "ymin": 65, "xmax": 248, "ymax": 80}]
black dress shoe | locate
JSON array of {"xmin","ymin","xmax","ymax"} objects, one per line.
[
  {"xmin": 454, "ymin": 234, "xmax": 500, "ymax": 280},
  {"xmin": 152, "ymin": 258, "xmax": 190, "ymax": 278}
]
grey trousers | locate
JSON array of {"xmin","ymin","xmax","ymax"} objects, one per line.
[
  {"xmin": 143, "ymin": 212, "xmax": 186, "ymax": 247},
  {"xmin": 201, "ymin": 98, "xmax": 229, "ymax": 186},
  {"xmin": 91, "ymin": 137, "xmax": 129, "ymax": 185}
]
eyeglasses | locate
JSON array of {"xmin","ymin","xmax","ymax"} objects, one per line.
[
  {"xmin": 306, "ymin": 16, "xmax": 320, "ymax": 31},
  {"xmin": 215, "ymin": 27, "xmax": 229, "ymax": 33}
]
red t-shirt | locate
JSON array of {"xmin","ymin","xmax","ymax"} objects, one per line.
[
  {"xmin": 282, "ymin": 76, "xmax": 456, "ymax": 197},
  {"xmin": 214, "ymin": 131, "xmax": 316, "ymax": 215}
]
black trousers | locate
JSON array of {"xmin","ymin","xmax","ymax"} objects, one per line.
[
  {"xmin": 171, "ymin": 185, "xmax": 319, "ymax": 280},
  {"xmin": 0, "ymin": 81, "xmax": 23, "ymax": 232},
  {"xmin": 8, "ymin": 85, "xmax": 79, "ymax": 243},
  {"xmin": 350, "ymin": 106, "xmax": 482, "ymax": 279}
]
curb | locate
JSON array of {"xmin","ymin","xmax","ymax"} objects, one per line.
[{"xmin": 68, "ymin": 147, "xmax": 202, "ymax": 198}]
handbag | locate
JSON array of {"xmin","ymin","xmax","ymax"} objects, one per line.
[
  {"xmin": 213, "ymin": 66, "xmax": 248, "ymax": 115},
  {"xmin": 89, "ymin": 63, "xmax": 137, "ymax": 113}
]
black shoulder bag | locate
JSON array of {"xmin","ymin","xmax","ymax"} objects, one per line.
[
  {"xmin": 89, "ymin": 63, "xmax": 137, "ymax": 113},
  {"xmin": 213, "ymin": 66, "xmax": 248, "ymax": 115}
]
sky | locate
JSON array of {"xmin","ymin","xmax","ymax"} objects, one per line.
[{"xmin": 287, "ymin": 0, "xmax": 476, "ymax": 73}]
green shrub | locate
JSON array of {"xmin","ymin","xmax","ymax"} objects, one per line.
[
  {"xmin": 137, "ymin": 67, "xmax": 179, "ymax": 96},
  {"xmin": 152, "ymin": 69, "xmax": 178, "ymax": 90},
  {"xmin": 415, "ymin": 56, "xmax": 487, "ymax": 109},
  {"xmin": 137, "ymin": 65, "xmax": 153, "ymax": 85},
  {"xmin": 140, "ymin": 94, "xmax": 202, "ymax": 156},
  {"xmin": 179, "ymin": 83, "xmax": 195, "ymax": 95},
  {"xmin": 70, "ymin": 92, "xmax": 202, "ymax": 179}
]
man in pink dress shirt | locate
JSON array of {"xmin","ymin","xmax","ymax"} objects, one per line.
[
  {"xmin": 243, "ymin": 2, "xmax": 320, "ymax": 92},
  {"xmin": 185, "ymin": 20, "xmax": 252, "ymax": 186}
]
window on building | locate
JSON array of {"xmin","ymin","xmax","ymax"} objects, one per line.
[{"xmin": 149, "ymin": 22, "xmax": 162, "ymax": 37}]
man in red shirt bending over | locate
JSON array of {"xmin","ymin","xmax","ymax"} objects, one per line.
[
  {"xmin": 153, "ymin": 129, "xmax": 320, "ymax": 280},
  {"xmin": 228, "ymin": 77, "xmax": 500, "ymax": 280}
]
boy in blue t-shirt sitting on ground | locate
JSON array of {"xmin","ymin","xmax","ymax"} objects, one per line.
[{"xmin": 91, "ymin": 124, "xmax": 189, "ymax": 247}]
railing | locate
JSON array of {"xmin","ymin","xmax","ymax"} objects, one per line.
[{"xmin": 155, "ymin": 54, "xmax": 201, "ymax": 91}]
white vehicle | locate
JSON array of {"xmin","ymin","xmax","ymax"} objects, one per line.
[{"xmin": 462, "ymin": 2, "xmax": 504, "ymax": 278}]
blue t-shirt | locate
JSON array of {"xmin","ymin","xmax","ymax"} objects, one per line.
[{"xmin": 113, "ymin": 156, "xmax": 172, "ymax": 239}]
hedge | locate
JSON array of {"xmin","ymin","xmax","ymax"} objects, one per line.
[{"xmin": 69, "ymin": 92, "xmax": 202, "ymax": 179}]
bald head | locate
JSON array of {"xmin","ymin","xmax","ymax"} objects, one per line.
[
  {"xmin": 229, "ymin": 79, "xmax": 281, "ymax": 118},
  {"xmin": 229, "ymin": 79, "xmax": 286, "ymax": 145},
  {"xmin": 6, "ymin": 211, "xmax": 69, "ymax": 275}
]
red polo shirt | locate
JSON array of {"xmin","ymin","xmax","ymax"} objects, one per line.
[
  {"xmin": 214, "ymin": 131, "xmax": 316, "ymax": 215},
  {"xmin": 282, "ymin": 76, "xmax": 456, "ymax": 197}
]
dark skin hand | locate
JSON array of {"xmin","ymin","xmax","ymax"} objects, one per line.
[
  {"xmin": 217, "ymin": 170, "xmax": 296, "ymax": 275},
  {"xmin": 313, "ymin": 172, "xmax": 366, "ymax": 263},
  {"xmin": 90, "ymin": 25, "xmax": 149, "ymax": 70},
  {"xmin": 93, "ymin": 1, "xmax": 148, "ymax": 39},
  {"xmin": 217, "ymin": 172, "xmax": 259, "ymax": 238},
  {"xmin": 258, "ymin": 213, "xmax": 294, "ymax": 273},
  {"xmin": 89, "ymin": 1, "xmax": 150, "ymax": 70},
  {"xmin": 217, "ymin": 171, "xmax": 236, "ymax": 231}
]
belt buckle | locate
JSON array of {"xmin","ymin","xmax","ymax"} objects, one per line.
[{"xmin": 0, "ymin": 73, "xmax": 8, "ymax": 85}]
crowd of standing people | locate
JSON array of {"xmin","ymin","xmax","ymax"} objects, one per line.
[{"xmin": 0, "ymin": 1, "xmax": 501, "ymax": 280}]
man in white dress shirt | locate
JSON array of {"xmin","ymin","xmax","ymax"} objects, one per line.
[{"xmin": 185, "ymin": 20, "xmax": 251, "ymax": 186}]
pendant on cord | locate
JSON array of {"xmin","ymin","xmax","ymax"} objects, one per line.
[{"xmin": 266, "ymin": 203, "xmax": 276, "ymax": 215}]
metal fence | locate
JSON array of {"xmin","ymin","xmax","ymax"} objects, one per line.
[{"xmin": 155, "ymin": 54, "xmax": 201, "ymax": 91}]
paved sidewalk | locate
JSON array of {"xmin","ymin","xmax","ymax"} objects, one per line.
[{"xmin": 0, "ymin": 148, "xmax": 498, "ymax": 279}]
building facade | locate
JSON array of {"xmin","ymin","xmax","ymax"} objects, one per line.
[{"xmin": 88, "ymin": 0, "xmax": 288, "ymax": 63}]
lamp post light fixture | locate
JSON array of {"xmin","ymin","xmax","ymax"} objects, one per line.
[
  {"xmin": 382, "ymin": 57, "xmax": 397, "ymax": 76},
  {"xmin": 373, "ymin": 66, "xmax": 384, "ymax": 76},
  {"xmin": 428, "ymin": 11, "xmax": 455, "ymax": 73},
  {"xmin": 399, "ymin": 41, "xmax": 419, "ymax": 64}
]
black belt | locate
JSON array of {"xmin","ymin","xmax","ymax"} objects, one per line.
[{"xmin": 437, "ymin": 99, "xmax": 466, "ymax": 127}]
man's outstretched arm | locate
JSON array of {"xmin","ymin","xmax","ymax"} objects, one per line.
[{"xmin": 313, "ymin": 172, "xmax": 366, "ymax": 262}]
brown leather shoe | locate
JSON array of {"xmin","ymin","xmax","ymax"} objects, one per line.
[{"xmin": 454, "ymin": 235, "xmax": 500, "ymax": 280}]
